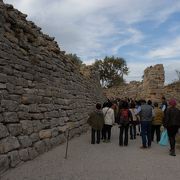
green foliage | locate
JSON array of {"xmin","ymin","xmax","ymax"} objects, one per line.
[
  {"xmin": 92, "ymin": 56, "xmax": 129, "ymax": 87},
  {"xmin": 65, "ymin": 53, "xmax": 82, "ymax": 67}
]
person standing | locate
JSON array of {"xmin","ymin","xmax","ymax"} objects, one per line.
[
  {"xmin": 118, "ymin": 101, "xmax": 132, "ymax": 146},
  {"xmin": 102, "ymin": 101, "xmax": 115, "ymax": 143},
  {"xmin": 87, "ymin": 103, "xmax": 104, "ymax": 144},
  {"xmin": 138, "ymin": 100, "xmax": 153, "ymax": 148},
  {"xmin": 160, "ymin": 96, "xmax": 168, "ymax": 113},
  {"xmin": 151, "ymin": 102, "xmax": 164, "ymax": 143},
  {"xmin": 129, "ymin": 102, "xmax": 138, "ymax": 139},
  {"xmin": 164, "ymin": 99, "xmax": 180, "ymax": 156}
]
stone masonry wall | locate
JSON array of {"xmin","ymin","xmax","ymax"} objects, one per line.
[
  {"xmin": 0, "ymin": 1, "xmax": 105, "ymax": 174},
  {"xmin": 141, "ymin": 64, "xmax": 164, "ymax": 102}
]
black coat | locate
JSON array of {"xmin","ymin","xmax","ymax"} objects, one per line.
[{"xmin": 164, "ymin": 107, "xmax": 180, "ymax": 127}]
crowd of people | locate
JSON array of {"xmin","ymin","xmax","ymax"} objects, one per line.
[{"xmin": 87, "ymin": 96, "xmax": 180, "ymax": 156}]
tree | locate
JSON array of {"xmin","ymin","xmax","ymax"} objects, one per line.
[
  {"xmin": 92, "ymin": 56, "xmax": 129, "ymax": 87},
  {"xmin": 65, "ymin": 53, "xmax": 82, "ymax": 68}
]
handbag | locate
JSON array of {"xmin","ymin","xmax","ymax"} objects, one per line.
[{"xmin": 159, "ymin": 129, "xmax": 169, "ymax": 146}]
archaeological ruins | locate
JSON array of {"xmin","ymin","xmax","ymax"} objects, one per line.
[{"xmin": 0, "ymin": 0, "xmax": 179, "ymax": 174}]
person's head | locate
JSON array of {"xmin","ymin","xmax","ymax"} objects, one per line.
[
  {"xmin": 162, "ymin": 96, "xmax": 166, "ymax": 102},
  {"xmin": 147, "ymin": 100, "xmax": 152, "ymax": 106},
  {"xmin": 169, "ymin": 99, "xmax": 177, "ymax": 107},
  {"xmin": 130, "ymin": 102, "xmax": 136, "ymax": 109},
  {"xmin": 141, "ymin": 99, "xmax": 146, "ymax": 104},
  {"xmin": 122, "ymin": 101, "xmax": 129, "ymax": 109},
  {"xmin": 154, "ymin": 102, "xmax": 158, "ymax": 108},
  {"xmin": 96, "ymin": 103, "xmax": 102, "ymax": 110},
  {"xmin": 107, "ymin": 101, "xmax": 113, "ymax": 108}
]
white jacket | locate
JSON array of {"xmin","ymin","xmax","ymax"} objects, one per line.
[{"xmin": 102, "ymin": 107, "xmax": 115, "ymax": 125}]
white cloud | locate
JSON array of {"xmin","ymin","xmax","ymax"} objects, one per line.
[
  {"xmin": 4, "ymin": 0, "xmax": 180, "ymax": 84},
  {"xmin": 147, "ymin": 37, "xmax": 180, "ymax": 59}
]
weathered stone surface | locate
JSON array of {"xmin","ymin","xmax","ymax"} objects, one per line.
[
  {"xmin": 8, "ymin": 150, "xmax": 21, "ymax": 167},
  {"xmin": 39, "ymin": 130, "xmax": 52, "ymax": 139},
  {"xmin": 7, "ymin": 124, "xmax": 22, "ymax": 136},
  {"xmin": 50, "ymin": 134, "xmax": 66, "ymax": 147},
  {"xmin": 0, "ymin": 123, "xmax": 9, "ymax": 139},
  {"xmin": 18, "ymin": 136, "xmax": 32, "ymax": 148},
  {"xmin": 34, "ymin": 141, "xmax": 46, "ymax": 154},
  {"xmin": 30, "ymin": 133, "xmax": 39, "ymax": 143},
  {"xmin": 20, "ymin": 120, "xmax": 33, "ymax": 135},
  {"xmin": 51, "ymin": 128, "xmax": 59, "ymax": 137},
  {"xmin": 0, "ymin": 136, "xmax": 20, "ymax": 154},
  {"xmin": 19, "ymin": 148, "xmax": 29, "ymax": 161},
  {"xmin": 32, "ymin": 120, "xmax": 43, "ymax": 132},
  {"xmin": 0, "ymin": 155, "xmax": 9, "ymax": 173},
  {"xmin": 3, "ymin": 112, "xmax": 19, "ymax": 123},
  {"xmin": 1, "ymin": 100, "xmax": 19, "ymax": 111},
  {"xmin": 28, "ymin": 147, "xmax": 38, "ymax": 160},
  {"xmin": 43, "ymin": 138, "xmax": 51, "ymax": 151},
  {"xmin": 0, "ymin": 0, "xmax": 105, "ymax": 174},
  {"xmin": 0, "ymin": 114, "xmax": 3, "ymax": 122}
]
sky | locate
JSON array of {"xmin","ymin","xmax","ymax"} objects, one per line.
[{"xmin": 4, "ymin": 0, "xmax": 180, "ymax": 84}]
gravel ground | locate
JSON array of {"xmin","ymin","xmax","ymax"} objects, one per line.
[{"xmin": 1, "ymin": 125, "xmax": 180, "ymax": 180}]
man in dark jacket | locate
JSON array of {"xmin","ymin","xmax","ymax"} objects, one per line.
[
  {"xmin": 164, "ymin": 99, "xmax": 180, "ymax": 156},
  {"xmin": 87, "ymin": 103, "xmax": 104, "ymax": 144}
]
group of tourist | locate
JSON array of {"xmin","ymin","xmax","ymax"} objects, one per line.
[{"xmin": 87, "ymin": 96, "xmax": 180, "ymax": 156}]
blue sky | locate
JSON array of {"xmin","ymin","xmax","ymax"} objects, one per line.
[{"xmin": 4, "ymin": 0, "xmax": 180, "ymax": 84}]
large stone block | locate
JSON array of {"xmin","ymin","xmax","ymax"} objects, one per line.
[
  {"xmin": 39, "ymin": 130, "xmax": 52, "ymax": 139},
  {"xmin": 1, "ymin": 100, "xmax": 19, "ymax": 111},
  {"xmin": 51, "ymin": 128, "xmax": 59, "ymax": 137},
  {"xmin": 19, "ymin": 148, "xmax": 29, "ymax": 161},
  {"xmin": 34, "ymin": 141, "xmax": 46, "ymax": 154},
  {"xmin": 28, "ymin": 147, "xmax": 38, "ymax": 160},
  {"xmin": 7, "ymin": 124, "xmax": 22, "ymax": 136},
  {"xmin": 32, "ymin": 120, "xmax": 43, "ymax": 132},
  {"xmin": 0, "ymin": 73, "xmax": 7, "ymax": 83},
  {"xmin": 0, "ymin": 123, "xmax": 9, "ymax": 139},
  {"xmin": 8, "ymin": 150, "xmax": 21, "ymax": 168},
  {"xmin": 18, "ymin": 136, "xmax": 32, "ymax": 148},
  {"xmin": 3, "ymin": 112, "xmax": 19, "ymax": 123},
  {"xmin": 30, "ymin": 133, "xmax": 39, "ymax": 143},
  {"xmin": 44, "ymin": 111, "xmax": 59, "ymax": 118},
  {"xmin": 0, "ymin": 155, "xmax": 9, "ymax": 174},
  {"xmin": 0, "ymin": 136, "xmax": 20, "ymax": 154},
  {"xmin": 20, "ymin": 120, "xmax": 33, "ymax": 135}
]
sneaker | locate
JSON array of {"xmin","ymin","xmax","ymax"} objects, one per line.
[{"xmin": 169, "ymin": 150, "xmax": 176, "ymax": 156}]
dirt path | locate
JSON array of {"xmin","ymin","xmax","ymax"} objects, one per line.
[{"xmin": 1, "ymin": 126, "xmax": 180, "ymax": 180}]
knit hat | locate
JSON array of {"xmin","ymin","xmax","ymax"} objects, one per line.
[{"xmin": 169, "ymin": 99, "xmax": 177, "ymax": 106}]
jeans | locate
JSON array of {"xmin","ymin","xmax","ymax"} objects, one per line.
[
  {"xmin": 151, "ymin": 125, "xmax": 161, "ymax": 142},
  {"xmin": 141, "ymin": 121, "xmax": 152, "ymax": 147},
  {"xmin": 119, "ymin": 124, "xmax": 129, "ymax": 146},
  {"xmin": 130, "ymin": 124, "xmax": 136, "ymax": 139},
  {"xmin": 91, "ymin": 128, "xmax": 100, "ymax": 144},
  {"xmin": 103, "ymin": 124, "xmax": 112, "ymax": 140},
  {"xmin": 167, "ymin": 126, "xmax": 179, "ymax": 152}
]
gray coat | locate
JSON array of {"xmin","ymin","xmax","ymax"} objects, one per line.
[{"xmin": 139, "ymin": 104, "xmax": 153, "ymax": 122}]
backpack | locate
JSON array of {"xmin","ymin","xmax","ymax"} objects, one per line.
[{"xmin": 120, "ymin": 109, "xmax": 129, "ymax": 125}]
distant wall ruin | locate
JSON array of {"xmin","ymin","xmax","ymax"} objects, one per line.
[
  {"xmin": 104, "ymin": 64, "xmax": 180, "ymax": 107},
  {"xmin": 0, "ymin": 1, "xmax": 105, "ymax": 173}
]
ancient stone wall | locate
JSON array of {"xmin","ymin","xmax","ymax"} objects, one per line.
[
  {"xmin": 104, "ymin": 64, "xmax": 180, "ymax": 108},
  {"xmin": 141, "ymin": 64, "xmax": 164, "ymax": 102},
  {"xmin": 0, "ymin": 1, "xmax": 105, "ymax": 173}
]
